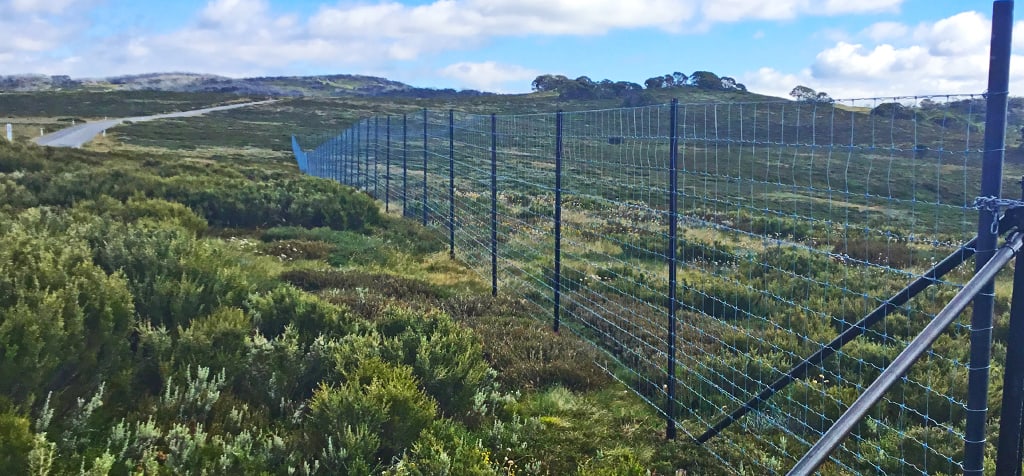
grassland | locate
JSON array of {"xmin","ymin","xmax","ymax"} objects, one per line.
[{"xmin": 4, "ymin": 87, "xmax": 1024, "ymax": 474}]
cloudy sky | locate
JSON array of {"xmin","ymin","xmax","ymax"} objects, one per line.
[{"xmin": 1, "ymin": 0, "xmax": 1020, "ymax": 98}]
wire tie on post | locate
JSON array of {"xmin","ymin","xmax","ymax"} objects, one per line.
[{"xmin": 973, "ymin": 196, "xmax": 1024, "ymax": 235}]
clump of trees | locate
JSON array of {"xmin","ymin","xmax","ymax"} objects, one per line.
[
  {"xmin": 789, "ymin": 85, "xmax": 834, "ymax": 103},
  {"xmin": 530, "ymin": 69, "xmax": 748, "ymax": 106}
]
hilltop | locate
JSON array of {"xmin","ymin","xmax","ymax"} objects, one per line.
[{"xmin": 0, "ymin": 72, "xmax": 422, "ymax": 97}]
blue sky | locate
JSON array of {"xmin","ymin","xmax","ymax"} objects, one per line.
[{"xmin": 0, "ymin": 0, "xmax": 1019, "ymax": 98}]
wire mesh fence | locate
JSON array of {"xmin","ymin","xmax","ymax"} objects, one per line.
[{"xmin": 293, "ymin": 94, "xmax": 1010, "ymax": 474}]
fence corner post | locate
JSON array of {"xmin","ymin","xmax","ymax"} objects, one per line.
[{"xmin": 965, "ymin": 1, "xmax": 1014, "ymax": 473}]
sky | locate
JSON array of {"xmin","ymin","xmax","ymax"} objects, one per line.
[{"xmin": 1, "ymin": 0, "xmax": 1022, "ymax": 99}]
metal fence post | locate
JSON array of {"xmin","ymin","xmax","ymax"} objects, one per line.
[
  {"xmin": 366, "ymin": 119, "xmax": 372, "ymax": 192},
  {"xmin": 553, "ymin": 111, "xmax": 563, "ymax": 333},
  {"xmin": 491, "ymin": 113, "xmax": 498, "ymax": 297},
  {"xmin": 666, "ymin": 99, "xmax": 679, "ymax": 440},
  {"xmin": 997, "ymin": 176, "xmax": 1024, "ymax": 476},
  {"xmin": 449, "ymin": 109, "xmax": 455, "ymax": 259},
  {"xmin": 423, "ymin": 108, "xmax": 429, "ymax": 226},
  {"xmin": 355, "ymin": 121, "xmax": 362, "ymax": 190},
  {"xmin": 403, "ymin": 114, "xmax": 409, "ymax": 217},
  {"xmin": 966, "ymin": 2, "xmax": 1014, "ymax": 473},
  {"xmin": 374, "ymin": 117, "xmax": 379, "ymax": 199},
  {"xmin": 386, "ymin": 116, "xmax": 391, "ymax": 212}
]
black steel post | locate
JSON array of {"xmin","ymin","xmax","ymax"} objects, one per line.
[
  {"xmin": 997, "ymin": 177, "xmax": 1024, "ymax": 476},
  {"xmin": 491, "ymin": 113, "xmax": 498, "ymax": 297},
  {"xmin": 667, "ymin": 99, "xmax": 680, "ymax": 440},
  {"xmin": 366, "ymin": 119, "xmax": 372, "ymax": 192},
  {"xmin": 385, "ymin": 116, "xmax": 391, "ymax": 212},
  {"xmin": 553, "ymin": 111, "xmax": 564, "ymax": 333},
  {"xmin": 403, "ymin": 114, "xmax": 408, "ymax": 217},
  {"xmin": 423, "ymin": 108, "xmax": 428, "ymax": 226},
  {"xmin": 356, "ymin": 121, "xmax": 362, "ymax": 190},
  {"xmin": 789, "ymin": 231, "xmax": 1024, "ymax": 476},
  {"xmin": 374, "ymin": 117, "xmax": 379, "ymax": 199},
  {"xmin": 449, "ymin": 109, "xmax": 455, "ymax": 259},
  {"xmin": 966, "ymin": 2, "xmax": 1014, "ymax": 473}
]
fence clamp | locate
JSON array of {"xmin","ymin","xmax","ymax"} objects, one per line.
[{"xmin": 975, "ymin": 196, "xmax": 1024, "ymax": 236}]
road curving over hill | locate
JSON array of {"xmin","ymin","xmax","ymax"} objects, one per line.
[{"xmin": 34, "ymin": 100, "xmax": 276, "ymax": 148}]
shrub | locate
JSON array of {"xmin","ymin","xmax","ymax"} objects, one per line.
[
  {"xmin": 309, "ymin": 359, "xmax": 437, "ymax": 468},
  {"xmin": 245, "ymin": 285, "xmax": 356, "ymax": 345},
  {"xmin": 375, "ymin": 306, "xmax": 493, "ymax": 417},
  {"xmin": 388, "ymin": 420, "xmax": 499, "ymax": 476},
  {"xmin": 0, "ymin": 209, "xmax": 136, "ymax": 406}
]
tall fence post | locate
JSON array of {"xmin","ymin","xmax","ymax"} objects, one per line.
[
  {"xmin": 966, "ymin": 2, "xmax": 1014, "ymax": 473},
  {"xmin": 553, "ymin": 111, "xmax": 564, "ymax": 333},
  {"xmin": 490, "ymin": 113, "xmax": 498, "ymax": 297},
  {"xmin": 366, "ymin": 119, "xmax": 372, "ymax": 192},
  {"xmin": 666, "ymin": 99, "xmax": 680, "ymax": 440},
  {"xmin": 997, "ymin": 176, "xmax": 1024, "ymax": 475},
  {"xmin": 385, "ymin": 116, "xmax": 391, "ymax": 212},
  {"xmin": 422, "ymin": 108, "xmax": 429, "ymax": 226},
  {"xmin": 449, "ymin": 109, "xmax": 456, "ymax": 259},
  {"xmin": 356, "ymin": 121, "xmax": 362, "ymax": 190},
  {"xmin": 403, "ymin": 114, "xmax": 409, "ymax": 218},
  {"xmin": 374, "ymin": 117, "xmax": 379, "ymax": 199}
]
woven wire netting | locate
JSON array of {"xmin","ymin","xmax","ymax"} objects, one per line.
[{"xmin": 296, "ymin": 95, "xmax": 1010, "ymax": 474}]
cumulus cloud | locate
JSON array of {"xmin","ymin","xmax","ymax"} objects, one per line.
[
  {"xmin": 742, "ymin": 10, "xmax": 1023, "ymax": 99},
  {"xmin": 438, "ymin": 61, "xmax": 540, "ymax": 92}
]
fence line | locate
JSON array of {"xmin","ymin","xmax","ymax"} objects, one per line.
[{"xmin": 295, "ymin": 88, "xmax": 1024, "ymax": 473}]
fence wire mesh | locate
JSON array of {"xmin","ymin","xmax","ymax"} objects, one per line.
[{"xmin": 294, "ymin": 95, "xmax": 1009, "ymax": 474}]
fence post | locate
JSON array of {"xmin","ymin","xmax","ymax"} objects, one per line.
[
  {"xmin": 666, "ymin": 99, "xmax": 679, "ymax": 440},
  {"xmin": 491, "ymin": 113, "xmax": 498, "ymax": 297},
  {"xmin": 355, "ymin": 121, "xmax": 362, "ymax": 190},
  {"xmin": 386, "ymin": 116, "xmax": 391, "ymax": 212},
  {"xmin": 366, "ymin": 119, "xmax": 372, "ymax": 192},
  {"xmin": 449, "ymin": 109, "xmax": 455, "ymax": 259},
  {"xmin": 966, "ymin": 2, "xmax": 1014, "ymax": 473},
  {"xmin": 423, "ymin": 108, "xmax": 429, "ymax": 226},
  {"xmin": 374, "ymin": 117, "xmax": 379, "ymax": 199},
  {"xmin": 997, "ymin": 175, "xmax": 1024, "ymax": 476},
  {"xmin": 553, "ymin": 111, "xmax": 564, "ymax": 333},
  {"xmin": 403, "ymin": 114, "xmax": 409, "ymax": 218}
]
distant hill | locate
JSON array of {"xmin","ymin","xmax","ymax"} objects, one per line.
[{"xmin": 0, "ymin": 72, "xmax": 479, "ymax": 98}]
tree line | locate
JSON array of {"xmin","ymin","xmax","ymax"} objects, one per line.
[{"xmin": 530, "ymin": 70, "xmax": 748, "ymax": 105}]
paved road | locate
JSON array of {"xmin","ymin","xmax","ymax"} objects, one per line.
[{"xmin": 34, "ymin": 100, "xmax": 276, "ymax": 148}]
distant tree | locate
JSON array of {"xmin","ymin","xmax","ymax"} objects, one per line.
[
  {"xmin": 689, "ymin": 71, "xmax": 722, "ymax": 89},
  {"xmin": 644, "ymin": 76, "xmax": 666, "ymax": 89},
  {"xmin": 672, "ymin": 72, "xmax": 688, "ymax": 86},
  {"xmin": 790, "ymin": 85, "xmax": 832, "ymax": 103},
  {"xmin": 789, "ymin": 85, "xmax": 818, "ymax": 101},
  {"xmin": 531, "ymin": 74, "xmax": 569, "ymax": 92},
  {"xmin": 663, "ymin": 74, "xmax": 675, "ymax": 88}
]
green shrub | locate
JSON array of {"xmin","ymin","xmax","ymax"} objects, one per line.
[
  {"xmin": 245, "ymin": 285, "xmax": 356, "ymax": 344},
  {"xmin": 0, "ymin": 209, "xmax": 135, "ymax": 406},
  {"xmin": 309, "ymin": 359, "xmax": 437, "ymax": 468},
  {"xmin": 375, "ymin": 306, "xmax": 493, "ymax": 417},
  {"xmin": 176, "ymin": 307, "xmax": 252, "ymax": 379},
  {"xmin": 0, "ymin": 402, "xmax": 32, "ymax": 474},
  {"xmin": 388, "ymin": 420, "xmax": 499, "ymax": 475}
]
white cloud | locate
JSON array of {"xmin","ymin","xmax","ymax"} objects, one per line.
[
  {"xmin": 743, "ymin": 10, "xmax": 1023, "ymax": 99},
  {"xmin": 438, "ymin": 61, "xmax": 540, "ymax": 92},
  {"xmin": 0, "ymin": 0, "xmax": 912, "ymax": 88},
  {"xmin": 860, "ymin": 21, "xmax": 908, "ymax": 42}
]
